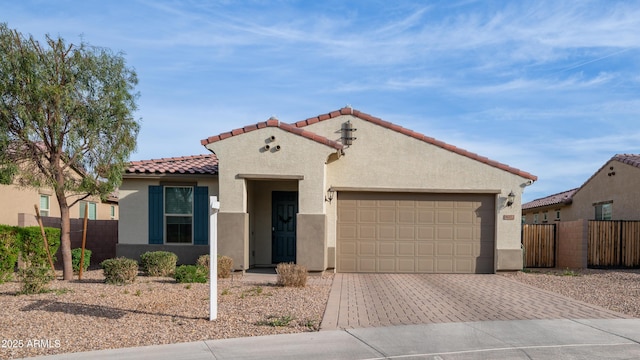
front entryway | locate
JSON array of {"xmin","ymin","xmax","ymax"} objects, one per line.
[{"xmin": 272, "ymin": 191, "xmax": 298, "ymax": 263}]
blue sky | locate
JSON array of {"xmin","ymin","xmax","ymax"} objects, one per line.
[{"xmin": 3, "ymin": 0, "xmax": 639, "ymax": 202}]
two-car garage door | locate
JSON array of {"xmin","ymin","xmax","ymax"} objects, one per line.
[{"xmin": 337, "ymin": 192, "xmax": 495, "ymax": 273}]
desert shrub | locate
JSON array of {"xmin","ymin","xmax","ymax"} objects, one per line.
[
  {"xmin": 101, "ymin": 257, "xmax": 138, "ymax": 285},
  {"xmin": 71, "ymin": 248, "xmax": 92, "ymax": 273},
  {"xmin": 174, "ymin": 265, "xmax": 207, "ymax": 283},
  {"xmin": 139, "ymin": 251, "xmax": 177, "ymax": 276},
  {"xmin": 17, "ymin": 226, "xmax": 60, "ymax": 267},
  {"xmin": 18, "ymin": 265, "xmax": 54, "ymax": 294},
  {"xmin": 0, "ymin": 225, "xmax": 19, "ymax": 283},
  {"xmin": 276, "ymin": 262, "xmax": 307, "ymax": 287},
  {"xmin": 196, "ymin": 254, "xmax": 210, "ymax": 270},
  {"xmin": 217, "ymin": 255, "xmax": 233, "ymax": 279}
]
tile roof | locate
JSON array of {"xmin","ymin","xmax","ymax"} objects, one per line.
[
  {"xmin": 200, "ymin": 118, "xmax": 344, "ymax": 150},
  {"xmin": 522, "ymin": 188, "xmax": 578, "ymax": 210},
  {"xmin": 612, "ymin": 154, "xmax": 640, "ymax": 169},
  {"xmin": 125, "ymin": 154, "xmax": 218, "ymax": 175},
  {"xmin": 293, "ymin": 107, "xmax": 537, "ymax": 181}
]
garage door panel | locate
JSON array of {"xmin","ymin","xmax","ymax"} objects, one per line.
[
  {"xmin": 398, "ymin": 226, "xmax": 415, "ymax": 240},
  {"xmin": 358, "ymin": 224, "xmax": 376, "ymax": 240},
  {"xmin": 379, "ymin": 225, "xmax": 396, "ymax": 240},
  {"xmin": 358, "ymin": 241, "xmax": 376, "ymax": 256},
  {"xmin": 417, "ymin": 226, "xmax": 435, "ymax": 240},
  {"xmin": 436, "ymin": 259, "xmax": 453, "ymax": 272},
  {"xmin": 359, "ymin": 209, "xmax": 377, "ymax": 223},
  {"xmin": 398, "ymin": 242, "xmax": 415, "ymax": 256},
  {"xmin": 397, "ymin": 258, "xmax": 415, "ymax": 272},
  {"xmin": 378, "ymin": 258, "xmax": 396, "ymax": 272},
  {"xmin": 398, "ymin": 209, "xmax": 416, "ymax": 223},
  {"xmin": 358, "ymin": 258, "xmax": 376, "ymax": 272},
  {"xmin": 417, "ymin": 242, "xmax": 434, "ymax": 256},
  {"xmin": 437, "ymin": 210, "xmax": 454, "ymax": 223},
  {"xmin": 378, "ymin": 242, "xmax": 395, "ymax": 256},
  {"xmin": 378, "ymin": 208, "xmax": 396, "ymax": 223},
  {"xmin": 337, "ymin": 192, "xmax": 495, "ymax": 274}
]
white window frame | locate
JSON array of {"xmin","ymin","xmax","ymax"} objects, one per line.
[
  {"xmin": 533, "ymin": 213, "xmax": 539, "ymax": 224},
  {"xmin": 164, "ymin": 186, "xmax": 194, "ymax": 244},
  {"xmin": 595, "ymin": 202, "xmax": 612, "ymax": 220},
  {"xmin": 39, "ymin": 194, "xmax": 50, "ymax": 217},
  {"xmin": 80, "ymin": 201, "xmax": 97, "ymax": 220},
  {"xmin": 110, "ymin": 205, "xmax": 116, "ymax": 220}
]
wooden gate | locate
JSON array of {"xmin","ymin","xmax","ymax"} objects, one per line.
[
  {"xmin": 522, "ymin": 224, "xmax": 556, "ymax": 268},
  {"xmin": 588, "ymin": 221, "xmax": 640, "ymax": 268}
]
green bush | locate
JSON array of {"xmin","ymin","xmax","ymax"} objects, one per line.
[
  {"xmin": 18, "ymin": 265, "xmax": 54, "ymax": 294},
  {"xmin": 71, "ymin": 248, "xmax": 92, "ymax": 273},
  {"xmin": 139, "ymin": 251, "xmax": 178, "ymax": 276},
  {"xmin": 0, "ymin": 225, "xmax": 19, "ymax": 283},
  {"xmin": 217, "ymin": 255, "xmax": 233, "ymax": 278},
  {"xmin": 174, "ymin": 265, "xmax": 207, "ymax": 283},
  {"xmin": 101, "ymin": 257, "xmax": 138, "ymax": 285},
  {"xmin": 276, "ymin": 262, "xmax": 308, "ymax": 287},
  {"xmin": 17, "ymin": 226, "xmax": 60, "ymax": 267}
]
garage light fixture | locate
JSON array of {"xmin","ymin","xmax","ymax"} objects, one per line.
[
  {"xmin": 325, "ymin": 188, "xmax": 335, "ymax": 203},
  {"xmin": 506, "ymin": 191, "xmax": 515, "ymax": 207}
]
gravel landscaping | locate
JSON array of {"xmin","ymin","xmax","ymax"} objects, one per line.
[
  {"xmin": 0, "ymin": 270, "xmax": 333, "ymax": 359},
  {"xmin": 2, "ymin": 268, "xmax": 639, "ymax": 359},
  {"xmin": 501, "ymin": 268, "xmax": 640, "ymax": 318}
]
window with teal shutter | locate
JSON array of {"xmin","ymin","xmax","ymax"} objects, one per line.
[
  {"xmin": 193, "ymin": 186, "xmax": 209, "ymax": 245},
  {"xmin": 148, "ymin": 186, "xmax": 163, "ymax": 244}
]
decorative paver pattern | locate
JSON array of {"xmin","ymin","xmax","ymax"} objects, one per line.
[{"xmin": 322, "ymin": 274, "xmax": 628, "ymax": 330}]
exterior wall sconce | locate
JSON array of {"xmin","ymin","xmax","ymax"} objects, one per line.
[
  {"xmin": 506, "ymin": 191, "xmax": 515, "ymax": 207},
  {"xmin": 325, "ymin": 188, "xmax": 335, "ymax": 203}
]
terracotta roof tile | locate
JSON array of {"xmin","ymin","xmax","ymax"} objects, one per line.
[
  {"xmin": 613, "ymin": 154, "xmax": 640, "ymax": 168},
  {"xmin": 293, "ymin": 107, "xmax": 537, "ymax": 181},
  {"xmin": 199, "ymin": 107, "xmax": 537, "ymax": 180},
  {"xmin": 200, "ymin": 119, "xmax": 343, "ymax": 150},
  {"xmin": 126, "ymin": 154, "xmax": 218, "ymax": 175},
  {"xmin": 522, "ymin": 188, "xmax": 578, "ymax": 210}
]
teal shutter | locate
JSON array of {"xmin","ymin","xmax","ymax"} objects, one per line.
[
  {"xmin": 148, "ymin": 186, "xmax": 163, "ymax": 244},
  {"xmin": 193, "ymin": 186, "xmax": 209, "ymax": 245}
]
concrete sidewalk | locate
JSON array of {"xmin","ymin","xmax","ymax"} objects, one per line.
[{"xmin": 26, "ymin": 318, "xmax": 640, "ymax": 359}]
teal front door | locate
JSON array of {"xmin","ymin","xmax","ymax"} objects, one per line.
[{"xmin": 272, "ymin": 191, "xmax": 297, "ymax": 263}]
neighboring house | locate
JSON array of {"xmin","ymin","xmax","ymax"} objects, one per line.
[
  {"xmin": 523, "ymin": 154, "xmax": 640, "ymax": 223},
  {"xmin": 521, "ymin": 188, "xmax": 578, "ymax": 225},
  {"xmin": 0, "ymin": 183, "xmax": 118, "ymax": 226},
  {"xmin": 118, "ymin": 107, "xmax": 537, "ymax": 273}
]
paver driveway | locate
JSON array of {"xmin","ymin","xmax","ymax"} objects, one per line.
[{"xmin": 321, "ymin": 274, "xmax": 628, "ymax": 330}]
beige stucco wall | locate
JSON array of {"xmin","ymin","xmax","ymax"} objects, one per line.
[
  {"xmin": 304, "ymin": 115, "xmax": 530, "ymax": 269},
  {"xmin": 0, "ymin": 183, "xmax": 117, "ymax": 226},
  {"xmin": 206, "ymin": 114, "xmax": 532, "ymax": 272},
  {"xmin": 563, "ymin": 160, "xmax": 640, "ymax": 221},
  {"xmin": 206, "ymin": 127, "xmax": 337, "ymax": 214},
  {"xmin": 117, "ymin": 176, "xmax": 219, "ymax": 245}
]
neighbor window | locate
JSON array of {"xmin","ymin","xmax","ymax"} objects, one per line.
[
  {"xmin": 110, "ymin": 205, "xmax": 116, "ymax": 220},
  {"xmin": 533, "ymin": 213, "xmax": 539, "ymax": 224},
  {"xmin": 165, "ymin": 186, "xmax": 193, "ymax": 243},
  {"xmin": 39, "ymin": 195, "xmax": 50, "ymax": 217},
  {"xmin": 543, "ymin": 212, "xmax": 548, "ymax": 223},
  {"xmin": 555, "ymin": 210, "xmax": 561, "ymax": 221},
  {"xmin": 521, "ymin": 215, "xmax": 526, "ymax": 224},
  {"xmin": 595, "ymin": 203, "xmax": 612, "ymax": 220},
  {"xmin": 79, "ymin": 201, "xmax": 97, "ymax": 220}
]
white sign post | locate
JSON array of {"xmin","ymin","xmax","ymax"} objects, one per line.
[{"xmin": 209, "ymin": 196, "xmax": 220, "ymax": 321}]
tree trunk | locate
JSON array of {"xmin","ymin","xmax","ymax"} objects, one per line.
[{"xmin": 58, "ymin": 197, "xmax": 73, "ymax": 280}]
